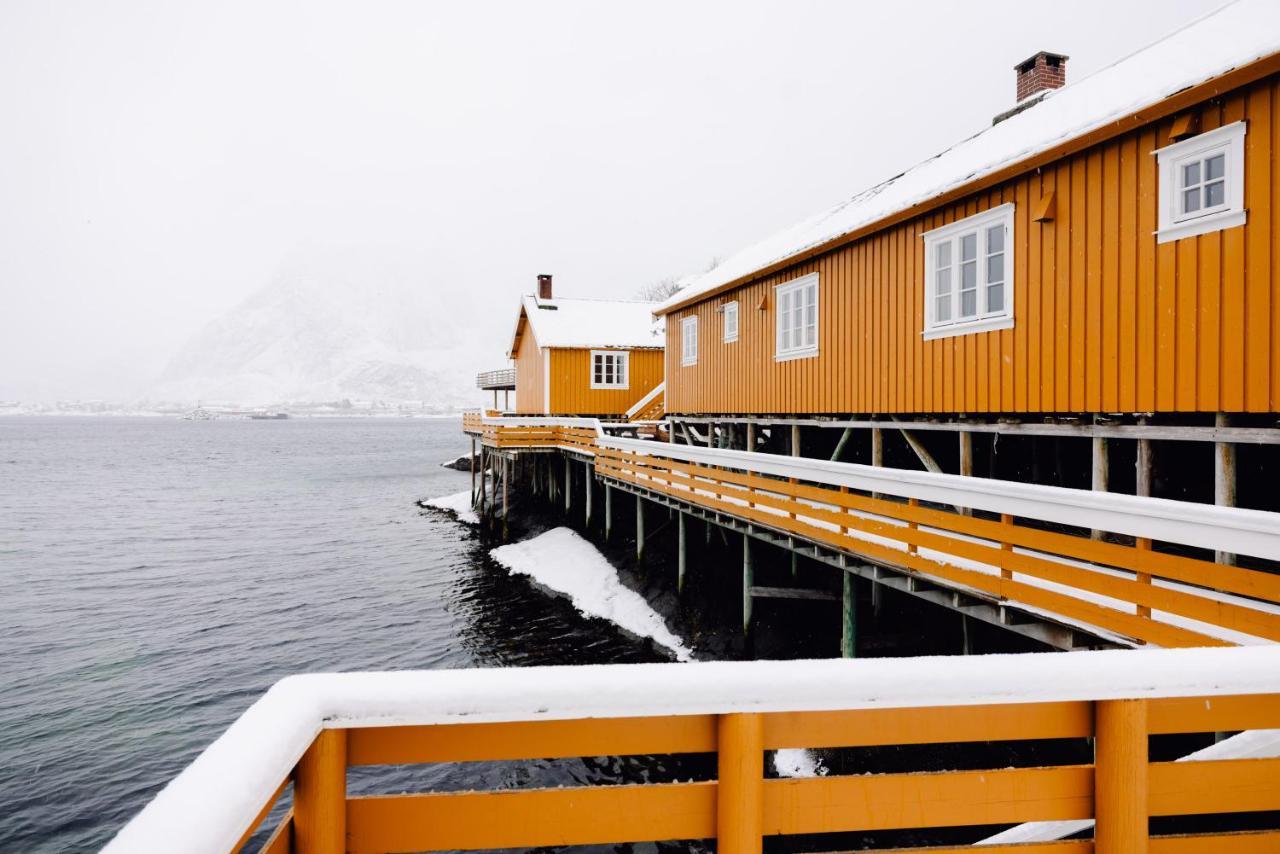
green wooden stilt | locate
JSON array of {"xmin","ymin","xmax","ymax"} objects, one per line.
[
  {"xmin": 742, "ymin": 534, "xmax": 753, "ymax": 637},
  {"xmin": 564, "ymin": 456, "xmax": 571, "ymax": 513},
  {"xmin": 635, "ymin": 496, "xmax": 645, "ymax": 563},
  {"xmin": 584, "ymin": 462, "xmax": 592, "ymax": 527},
  {"xmin": 677, "ymin": 512, "xmax": 687, "ymax": 594},
  {"xmin": 605, "ymin": 484, "xmax": 613, "ymax": 540},
  {"xmin": 841, "ymin": 572, "xmax": 856, "ymax": 658}
]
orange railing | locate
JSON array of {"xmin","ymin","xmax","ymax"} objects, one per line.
[
  {"xmin": 106, "ymin": 648, "xmax": 1280, "ymax": 853},
  {"xmin": 595, "ymin": 440, "xmax": 1280, "ymax": 649},
  {"xmin": 456, "ymin": 415, "xmax": 1280, "ymax": 648}
]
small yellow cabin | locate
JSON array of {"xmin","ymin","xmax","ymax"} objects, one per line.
[{"xmin": 509, "ymin": 275, "xmax": 663, "ymax": 417}]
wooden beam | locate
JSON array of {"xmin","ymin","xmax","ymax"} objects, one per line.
[
  {"xmin": 717, "ymin": 713, "xmax": 763, "ymax": 854},
  {"xmin": 898, "ymin": 428, "xmax": 943, "ymax": 474},
  {"xmin": 830, "ymin": 427, "xmax": 854, "ymax": 462},
  {"xmin": 749, "ymin": 585, "xmax": 839, "ymax": 601},
  {"xmin": 677, "ymin": 512, "xmax": 687, "ymax": 594},
  {"xmin": 1092, "ymin": 436, "xmax": 1109, "ymax": 540},
  {"xmin": 675, "ymin": 415, "xmax": 1280, "ymax": 445},
  {"xmin": 743, "ymin": 534, "xmax": 753, "ymax": 637},
  {"xmin": 1215, "ymin": 413, "xmax": 1236, "ymax": 566},
  {"xmin": 841, "ymin": 573, "xmax": 856, "ymax": 658}
]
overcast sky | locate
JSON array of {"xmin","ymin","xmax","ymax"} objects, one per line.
[{"xmin": 0, "ymin": 0, "xmax": 1227, "ymax": 400}]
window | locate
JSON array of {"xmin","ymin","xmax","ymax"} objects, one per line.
[
  {"xmin": 775, "ymin": 273, "xmax": 819, "ymax": 360},
  {"xmin": 922, "ymin": 203, "xmax": 1014, "ymax": 340},
  {"xmin": 681, "ymin": 315, "xmax": 698, "ymax": 366},
  {"xmin": 722, "ymin": 301, "xmax": 739, "ymax": 343},
  {"xmin": 1155, "ymin": 121, "xmax": 1246, "ymax": 244},
  {"xmin": 590, "ymin": 350, "xmax": 629, "ymax": 389}
]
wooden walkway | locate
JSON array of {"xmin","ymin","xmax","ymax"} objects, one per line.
[{"xmin": 466, "ymin": 414, "xmax": 1280, "ymax": 649}]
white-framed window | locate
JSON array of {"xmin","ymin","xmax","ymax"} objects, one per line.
[
  {"xmin": 774, "ymin": 273, "xmax": 818, "ymax": 361},
  {"xmin": 922, "ymin": 203, "xmax": 1014, "ymax": 340},
  {"xmin": 722, "ymin": 301, "xmax": 739, "ymax": 343},
  {"xmin": 590, "ymin": 350, "xmax": 629, "ymax": 389},
  {"xmin": 681, "ymin": 315, "xmax": 698, "ymax": 366},
  {"xmin": 1154, "ymin": 121, "xmax": 1246, "ymax": 244}
]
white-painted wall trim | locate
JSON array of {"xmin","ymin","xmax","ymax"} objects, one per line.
[{"xmin": 105, "ymin": 646, "xmax": 1280, "ymax": 854}]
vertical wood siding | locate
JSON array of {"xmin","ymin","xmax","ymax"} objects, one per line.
[
  {"xmin": 513, "ymin": 323, "xmax": 545, "ymax": 414},
  {"xmin": 550, "ymin": 348, "xmax": 664, "ymax": 416},
  {"xmin": 666, "ymin": 74, "xmax": 1280, "ymax": 416}
]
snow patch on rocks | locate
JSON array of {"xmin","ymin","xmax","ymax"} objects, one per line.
[
  {"xmin": 490, "ymin": 527, "xmax": 692, "ymax": 661},
  {"xmin": 421, "ymin": 489, "xmax": 479, "ymax": 525}
]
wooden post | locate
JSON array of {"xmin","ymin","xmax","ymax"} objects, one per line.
[
  {"xmin": 742, "ymin": 534, "xmax": 753, "ymax": 637},
  {"xmin": 476, "ymin": 448, "xmax": 483, "ymax": 522},
  {"xmin": 501, "ymin": 456, "xmax": 509, "ymax": 542},
  {"xmin": 841, "ymin": 572, "xmax": 855, "ymax": 658},
  {"xmin": 469, "ymin": 438, "xmax": 476, "ymax": 508},
  {"xmin": 1091, "ymin": 436, "xmax": 1109, "ymax": 540},
  {"xmin": 1136, "ymin": 436, "xmax": 1153, "ymax": 617},
  {"xmin": 635, "ymin": 495, "xmax": 645, "ymax": 563},
  {"xmin": 1094, "ymin": 699, "xmax": 1149, "ymax": 854},
  {"xmin": 1215, "ymin": 413, "xmax": 1236, "ymax": 566},
  {"xmin": 604, "ymin": 484, "xmax": 613, "ymax": 541},
  {"xmin": 717, "ymin": 713, "xmax": 763, "ymax": 854},
  {"xmin": 746, "ymin": 421, "xmax": 756, "ymax": 452},
  {"xmin": 870, "ymin": 426, "xmax": 883, "ymax": 467},
  {"xmin": 961, "ymin": 614, "xmax": 972, "ymax": 655},
  {"xmin": 294, "ymin": 728, "xmax": 347, "ymax": 854},
  {"xmin": 959, "ymin": 431, "xmax": 973, "ymax": 516},
  {"xmin": 830, "ymin": 427, "xmax": 853, "ymax": 462},
  {"xmin": 564, "ymin": 456, "xmax": 572, "ymax": 513},
  {"xmin": 584, "ymin": 461, "xmax": 593, "ymax": 527},
  {"xmin": 677, "ymin": 512, "xmax": 687, "ymax": 594}
]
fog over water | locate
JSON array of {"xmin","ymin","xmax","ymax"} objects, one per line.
[{"xmin": 0, "ymin": 0, "xmax": 1223, "ymax": 402}]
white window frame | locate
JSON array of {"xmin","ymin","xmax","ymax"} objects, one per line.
[
  {"xmin": 1154, "ymin": 121, "xmax": 1246, "ymax": 244},
  {"xmin": 589, "ymin": 349, "xmax": 629, "ymax": 390},
  {"xmin": 921, "ymin": 203, "xmax": 1014, "ymax": 341},
  {"xmin": 680, "ymin": 315, "xmax": 698, "ymax": 366},
  {"xmin": 774, "ymin": 273, "xmax": 819, "ymax": 361},
  {"xmin": 722, "ymin": 300, "xmax": 739, "ymax": 343}
]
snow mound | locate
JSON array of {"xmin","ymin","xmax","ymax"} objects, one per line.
[
  {"xmin": 490, "ymin": 527, "xmax": 692, "ymax": 661},
  {"xmin": 421, "ymin": 490, "xmax": 479, "ymax": 525},
  {"xmin": 773, "ymin": 748, "xmax": 827, "ymax": 778}
]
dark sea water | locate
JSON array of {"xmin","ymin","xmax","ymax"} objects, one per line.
[{"xmin": 0, "ymin": 416, "xmax": 683, "ymax": 852}]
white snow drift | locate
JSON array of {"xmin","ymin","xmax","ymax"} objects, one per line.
[
  {"xmin": 490, "ymin": 527, "xmax": 692, "ymax": 661},
  {"xmin": 422, "ymin": 489, "xmax": 479, "ymax": 525}
]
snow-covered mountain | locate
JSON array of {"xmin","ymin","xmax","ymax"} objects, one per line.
[{"xmin": 149, "ymin": 263, "xmax": 493, "ymax": 408}]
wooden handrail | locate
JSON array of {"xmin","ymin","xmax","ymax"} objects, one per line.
[{"xmin": 103, "ymin": 648, "xmax": 1280, "ymax": 854}]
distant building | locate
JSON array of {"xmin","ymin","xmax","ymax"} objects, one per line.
[{"xmin": 506, "ymin": 275, "xmax": 664, "ymax": 417}]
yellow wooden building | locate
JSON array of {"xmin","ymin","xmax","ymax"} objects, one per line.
[
  {"xmin": 655, "ymin": 22, "xmax": 1280, "ymax": 420},
  {"xmin": 508, "ymin": 275, "xmax": 664, "ymax": 417}
]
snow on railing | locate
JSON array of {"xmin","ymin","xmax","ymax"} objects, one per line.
[
  {"xmin": 105, "ymin": 646, "xmax": 1280, "ymax": 854},
  {"xmin": 597, "ymin": 432, "xmax": 1280, "ymax": 563}
]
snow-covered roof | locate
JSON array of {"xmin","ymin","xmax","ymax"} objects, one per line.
[
  {"xmin": 509, "ymin": 294, "xmax": 664, "ymax": 355},
  {"xmin": 656, "ymin": 0, "xmax": 1280, "ymax": 315}
]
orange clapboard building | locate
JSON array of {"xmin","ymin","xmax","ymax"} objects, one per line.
[
  {"xmin": 509, "ymin": 275, "xmax": 663, "ymax": 417},
  {"xmin": 655, "ymin": 2, "xmax": 1280, "ymax": 419}
]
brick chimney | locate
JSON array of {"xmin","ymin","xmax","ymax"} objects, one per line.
[
  {"xmin": 537, "ymin": 274, "xmax": 553, "ymax": 300},
  {"xmin": 1015, "ymin": 51, "xmax": 1068, "ymax": 102}
]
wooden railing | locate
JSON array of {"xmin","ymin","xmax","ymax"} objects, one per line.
[
  {"xmin": 626, "ymin": 381, "xmax": 666, "ymax": 421},
  {"xmin": 596, "ymin": 435, "xmax": 1280, "ymax": 648},
  {"xmin": 455, "ymin": 415, "xmax": 1280, "ymax": 647},
  {"xmin": 105, "ymin": 647, "xmax": 1280, "ymax": 854},
  {"xmin": 460, "ymin": 410, "xmax": 483, "ymax": 434}
]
